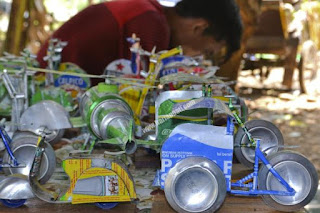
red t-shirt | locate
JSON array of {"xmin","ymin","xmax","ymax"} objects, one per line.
[{"xmin": 37, "ymin": 0, "xmax": 170, "ymax": 85}]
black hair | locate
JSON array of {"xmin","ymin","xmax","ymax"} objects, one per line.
[{"xmin": 175, "ymin": 0, "xmax": 243, "ymax": 62}]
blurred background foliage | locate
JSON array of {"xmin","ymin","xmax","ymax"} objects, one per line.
[
  {"xmin": 301, "ymin": 0, "xmax": 320, "ymax": 49},
  {"xmin": 0, "ymin": 0, "xmax": 105, "ymax": 55}
]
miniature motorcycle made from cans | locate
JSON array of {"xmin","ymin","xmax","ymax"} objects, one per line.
[
  {"xmin": 28, "ymin": 130, "xmax": 137, "ymax": 210},
  {"xmin": 0, "ymin": 125, "xmax": 55, "ymax": 208},
  {"xmin": 0, "ymin": 52, "xmax": 75, "ymax": 145}
]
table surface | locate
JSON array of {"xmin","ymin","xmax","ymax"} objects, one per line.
[{"xmin": 0, "ymin": 162, "xmax": 313, "ymax": 213}]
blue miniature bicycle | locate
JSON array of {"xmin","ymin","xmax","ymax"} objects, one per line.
[{"xmin": 0, "ymin": 124, "xmax": 20, "ymax": 168}]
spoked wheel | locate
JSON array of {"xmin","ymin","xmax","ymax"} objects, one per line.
[
  {"xmin": 95, "ymin": 202, "xmax": 118, "ymax": 210},
  {"xmin": 234, "ymin": 119, "xmax": 284, "ymax": 168},
  {"xmin": 258, "ymin": 151, "xmax": 318, "ymax": 212},
  {"xmin": 2, "ymin": 135, "xmax": 56, "ymax": 184},
  {"xmin": 298, "ymin": 40, "xmax": 318, "ymax": 94},
  {"xmin": 164, "ymin": 157, "xmax": 226, "ymax": 213},
  {"xmin": 0, "ymin": 199, "xmax": 26, "ymax": 208}
]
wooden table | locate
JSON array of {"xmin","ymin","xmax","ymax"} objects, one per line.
[{"xmin": 0, "ymin": 163, "xmax": 307, "ymax": 213}]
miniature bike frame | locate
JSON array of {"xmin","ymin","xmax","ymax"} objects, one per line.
[
  {"xmin": 0, "ymin": 125, "xmax": 20, "ymax": 168},
  {"xmin": 230, "ymin": 138, "xmax": 295, "ymax": 196},
  {"xmin": 226, "ymin": 95, "xmax": 256, "ymax": 147},
  {"xmin": 226, "ymin": 94, "xmax": 285, "ymax": 168},
  {"xmin": 226, "ymin": 96, "xmax": 294, "ymax": 195}
]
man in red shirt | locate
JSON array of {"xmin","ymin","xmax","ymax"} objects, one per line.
[{"xmin": 37, "ymin": 0, "xmax": 242, "ymax": 85}]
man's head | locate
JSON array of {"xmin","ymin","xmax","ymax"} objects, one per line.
[{"xmin": 166, "ymin": 0, "xmax": 243, "ymax": 64}]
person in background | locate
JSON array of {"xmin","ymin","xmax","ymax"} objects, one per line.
[{"xmin": 37, "ymin": 0, "xmax": 243, "ymax": 85}]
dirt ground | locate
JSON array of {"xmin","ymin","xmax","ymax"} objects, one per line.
[{"xmin": 237, "ymin": 66, "xmax": 320, "ymax": 176}]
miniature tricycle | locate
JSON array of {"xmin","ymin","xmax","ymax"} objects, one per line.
[{"xmin": 153, "ymin": 94, "xmax": 318, "ymax": 213}]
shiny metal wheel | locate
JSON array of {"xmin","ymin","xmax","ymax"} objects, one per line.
[
  {"xmin": 3, "ymin": 135, "xmax": 56, "ymax": 184},
  {"xmin": 267, "ymin": 161, "xmax": 311, "ymax": 205},
  {"xmin": 164, "ymin": 157, "xmax": 226, "ymax": 213},
  {"xmin": 258, "ymin": 151, "xmax": 318, "ymax": 212},
  {"xmin": 234, "ymin": 119, "xmax": 284, "ymax": 167}
]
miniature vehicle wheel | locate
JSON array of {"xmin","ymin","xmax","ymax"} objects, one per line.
[
  {"xmin": 298, "ymin": 40, "xmax": 318, "ymax": 94},
  {"xmin": 234, "ymin": 119, "xmax": 284, "ymax": 168},
  {"xmin": 164, "ymin": 157, "xmax": 226, "ymax": 213},
  {"xmin": 44, "ymin": 129, "xmax": 65, "ymax": 145},
  {"xmin": 0, "ymin": 199, "xmax": 26, "ymax": 208},
  {"xmin": 258, "ymin": 151, "xmax": 318, "ymax": 212},
  {"xmin": 95, "ymin": 202, "xmax": 118, "ymax": 210},
  {"xmin": 13, "ymin": 129, "xmax": 65, "ymax": 145},
  {"xmin": 2, "ymin": 136, "xmax": 56, "ymax": 184}
]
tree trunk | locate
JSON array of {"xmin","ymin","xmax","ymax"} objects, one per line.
[
  {"xmin": 3, "ymin": 0, "xmax": 50, "ymax": 55},
  {"xmin": 28, "ymin": 0, "xmax": 51, "ymax": 53},
  {"xmin": 3, "ymin": 0, "xmax": 28, "ymax": 55}
]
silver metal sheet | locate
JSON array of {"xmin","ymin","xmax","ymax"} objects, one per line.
[
  {"xmin": 19, "ymin": 100, "xmax": 72, "ymax": 131},
  {"xmin": 73, "ymin": 176, "xmax": 104, "ymax": 196},
  {"xmin": 0, "ymin": 175, "xmax": 34, "ymax": 199}
]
